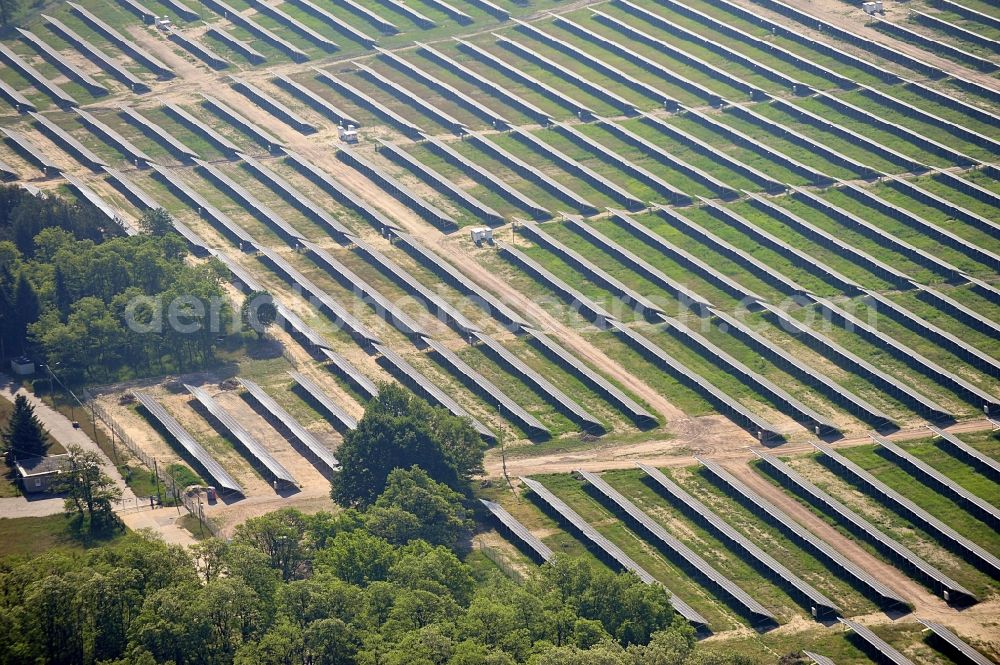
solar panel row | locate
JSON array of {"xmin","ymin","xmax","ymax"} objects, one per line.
[{"xmin": 639, "ymin": 463, "xmax": 839, "ymax": 618}]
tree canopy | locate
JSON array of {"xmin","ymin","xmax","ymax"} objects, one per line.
[
  {"xmin": 330, "ymin": 383, "xmax": 486, "ymax": 507},
  {"xmin": 0, "ymin": 474, "xmax": 761, "ymax": 665},
  {"xmin": 55, "ymin": 444, "xmax": 123, "ymax": 533},
  {"xmin": 241, "ymin": 290, "xmax": 277, "ymax": 339},
  {"xmin": 1, "ymin": 393, "xmax": 48, "ymax": 459},
  {"xmin": 0, "ymin": 187, "xmax": 232, "ymax": 383},
  {"xmin": 366, "ymin": 467, "xmax": 474, "ymax": 549}
]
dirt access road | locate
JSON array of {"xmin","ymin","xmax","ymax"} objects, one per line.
[{"xmin": 489, "ymin": 418, "xmax": 996, "ymax": 477}]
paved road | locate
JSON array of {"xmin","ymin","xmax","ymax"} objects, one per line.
[{"xmin": 1, "ymin": 376, "xmax": 136, "ymax": 519}]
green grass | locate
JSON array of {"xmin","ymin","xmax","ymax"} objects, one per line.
[
  {"xmin": 888, "ymin": 290, "xmax": 1000, "ymax": 360},
  {"xmin": 669, "ymin": 465, "xmax": 878, "ymax": 616},
  {"xmin": 503, "ymin": 427, "xmax": 670, "ymax": 461},
  {"xmin": 921, "ymin": 173, "xmax": 1000, "ymax": 221},
  {"xmin": 0, "ymin": 514, "xmax": 125, "ymax": 558},
  {"xmin": 488, "ymin": 131, "xmax": 616, "ymax": 212},
  {"xmin": 399, "ymin": 141, "xmax": 544, "ymax": 221},
  {"xmin": 581, "ymin": 213, "xmax": 758, "ymax": 306},
  {"xmin": 549, "ymin": 11, "xmax": 750, "ymax": 108},
  {"xmin": 515, "ymin": 240, "xmax": 646, "ymax": 324},
  {"xmin": 786, "ymin": 451, "xmax": 998, "ymax": 598},
  {"xmin": 580, "ymin": 4, "xmax": 784, "ymax": 95},
  {"xmin": 177, "ymin": 512, "xmax": 214, "ymax": 541},
  {"xmin": 456, "ymin": 33, "xmax": 626, "ymax": 119},
  {"xmin": 120, "ymin": 462, "xmax": 203, "ymax": 504}
]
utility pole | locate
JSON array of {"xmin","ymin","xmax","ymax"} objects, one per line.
[
  {"xmin": 153, "ymin": 458, "xmax": 163, "ymax": 507},
  {"xmin": 498, "ymin": 404, "xmax": 512, "ymax": 492}
]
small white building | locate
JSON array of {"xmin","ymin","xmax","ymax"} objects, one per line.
[
  {"xmin": 338, "ymin": 124, "xmax": 359, "ymax": 143},
  {"xmin": 9, "ymin": 357, "xmax": 34, "ymax": 376},
  {"xmin": 15, "ymin": 454, "xmax": 71, "ymax": 494},
  {"xmin": 470, "ymin": 227, "xmax": 493, "ymax": 245}
]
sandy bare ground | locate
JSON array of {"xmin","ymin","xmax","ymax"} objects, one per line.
[
  {"xmin": 728, "ymin": 0, "xmax": 1000, "ymax": 90},
  {"xmin": 489, "ymin": 418, "xmax": 997, "ymax": 476}
]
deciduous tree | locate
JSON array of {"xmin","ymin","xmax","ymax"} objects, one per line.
[
  {"xmin": 330, "ymin": 383, "xmax": 485, "ymax": 507},
  {"xmin": 55, "ymin": 444, "xmax": 122, "ymax": 531}
]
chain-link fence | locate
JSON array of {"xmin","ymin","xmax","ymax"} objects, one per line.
[
  {"xmin": 83, "ymin": 390, "xmax": 218, "ymax": 538},
  {"xmin": 476, "ymin": 542, "xmax": 524, "ymax": 583}
]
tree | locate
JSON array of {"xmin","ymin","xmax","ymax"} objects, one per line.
[
  {"xmin": 531, "ymin": 557, "xmax": 683, "ymax": 647},
  {"xmin": 13, "ymin": 272, "xmax": 38, "ymax": 353},
  {"xmin": 54, "ymin": 444, "xmax": 122, "ymax": 531},
  {"xmin": 242, "ymin": 290, "xmax": 277, "ymax": 339},
  {"xmin": 52, "ymin": 265, "xmax": 72, "ymax": 320},
  {"xmin": 368, "ymin": 466, "xmax": 473, "ymax": 549},
  {"xmin": 0, "ymin": 0, "xmax": 20, "ymax": 28},
  {"xmin": 233, "ymin": 509, "xmax": 307, "ymax": 581},
  {"xmin": 139, "ymin": 208, "xmax": 173, "ymax": 236},
  {"xmin": 314, "ymin": 530, "xmax": 397, "ymax": 587},
  {"xmin": 331, "ymin": 383, "xmax": 485, "ymax": 507},
  {"xmin": 2, "ymin": 394, "xmax": 48, "ymax": 459}
]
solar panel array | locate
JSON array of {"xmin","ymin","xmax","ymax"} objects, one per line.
[
  {"xmin": 520, "ymin": 475, "xmax": 709, "ymax": 629},
  {"xmin": 134, "ymin": 391, "xmax": 244, "ymax": 494},
  {"xmin": 287, "ymin": 371, "xmax": 358, "ymax": 434},
  {"xmin": 185, "ymin": 384, "xmax": 298, "ymax": 486},
  {"xmin": 918, "ymin": 619, "xmax": 993, "ymax": 665},
  {"xmin": 753, "ymin": 449, "xmax": 976, "ymax": 605},
  {"xmin": 239, "ymin": 377, "xmax": 341, "ymax": 473},
  {"xmin": 638, "ymin": 462, "xmax": 843, "ymax": 622},
  {"xmin": 839, "ymin": 618, "xmax": 915, "ymax": 665},
  {"xmin": 928, "ymin": 425, "xmax": 1000, "ymax": 482},
  {"xmin": 578, "ymin": 470, "xmax": 776, "ymax": 626},
  {"xmin": 698, "ymin": 457, "xmax": 909, "ymax": 609},
  {"xmin": 480, "ymin": 499, "xmax": 552, "ymax": 562},
  {"xmin": 872, "ymin": 435, "xmax": 1000, "ymax": 529},
  {"xmin": 813, "ymin": 441, "xmax": 1000, "ymax": 579}
]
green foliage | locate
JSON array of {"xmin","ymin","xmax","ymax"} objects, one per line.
[
  {"xmin": 0, "ymin": 186, "xmax": 114, "ymax": 254},
  {"xmin": 0, "ymin": 185, "xmax": 231, "ymax": 382},
  {"xmin": 140, "ymin": 208, "xmax": 175, "ymax": 237},
  {"xmin": 367, "ymin": 466, "xmax": 474, "ymax": 549},
  {"xmin": 0, "ymin": 469, "xmax": 746, "ymax": 665},
  {"xmin": 331, "ymin": 383, "xmax": 486, "ymax": 507},
  {"xmin": 1, "ymin": 393, "xmax": 48, "ymax": 459},
  {"xmin": 0, "ymin": 0, "xmax": 20, "ymax": 27},
  {"xmin": 233, "ymin": 509, "xmax": 308, "ymax": 581},
  {"xmin": 241, "ymin": 290, "xmax": 277, "ymax": 339},
  {"xmin": 54, "ymin": 445, "xmax": 123, "ymax": 533}
]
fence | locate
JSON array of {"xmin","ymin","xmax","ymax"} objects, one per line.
[
  {"xmin": 82, "ymin": 390, "xmax": 219, "ymax": 537},
  {"xmin": 476, "ymin": 542, "xmax": 525, "ymax": 583}
]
